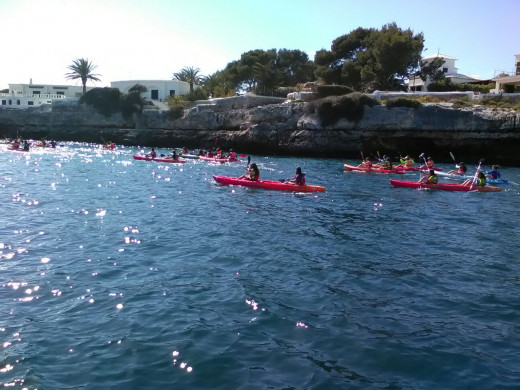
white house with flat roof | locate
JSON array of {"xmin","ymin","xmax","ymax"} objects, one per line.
[
  {"xmin": 408, "ymin": 54, "xmax": 481, "ymax": 92},
  {"xmin": 110, "ymin": 80, "xmax": 193, "ymax": 102},
  {"xmin": 1, "ymin": 81, "xmax": 93, "ymax": 109}
]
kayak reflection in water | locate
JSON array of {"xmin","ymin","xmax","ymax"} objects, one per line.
[
  {"xmin": 288, "ymin": 167, "xmax": 306, "ymax": 185},
  {"xmin": 239, "ymin": 162, "xmax": 259, "ymax": 181}
]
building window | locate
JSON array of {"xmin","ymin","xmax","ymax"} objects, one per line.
[
  {"xmin": 33, "ymin": 91, "xmax": 41, "ymax": 95},
  {"xmin": 56, "ymin": 91, "xmax": 65, "ymax": 96},
  {"xmin": 17, "ymin": 100, "xmax": 20, "ymax": 105},
  {"xmin": 443, "ymin": 67, "xmax": 448, "ymax": 73},
  {"xmin": 28, "ymin": 101, "xmax": 34, "ymax": 105},
  {"xmin": 169, "ymin": 90, "xmax": 175, "ymax": 97},
  {"xmin": 151, "ymin": 90, "xmax": 159, "ymax": 100},
  {"xmin": 1, "ymin": 100, "xmax": 5, "ymax": 105},
  {"xmin": 9, "ymin": 99, "xmax": 12, "ymax": 105}
]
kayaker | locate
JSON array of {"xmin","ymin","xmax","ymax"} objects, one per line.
[
  {"xmin": 147, "ymin": 148, "xmax": 157, "ymax": 158},
  {"xmin": 229, "ymin": 149, "xmax": 237, "ymax": 159},
  {"xmin": 182, "ymin": 147, "xmax": 189, "ymax": 155},
  {"xmin": 288, "ymin": 167, "xmax": 306, "ymax": 185},
  {"xmin": 420, "ymin": 169, "xmax": 438, "ymax": 184},
  {"xmin": 240, "ymin": 163, "xmax": 259, "ymax": 181},
  {"xmin": 399, "ymin": 155, "xmax": 415, "ymax": 168},
  {"xmin": 23, "ymin": 140, "xmax": 30, "ymax": 151},
  {"xmin": 486, "ymin": 165, "xmax": 501, "ymax": 180},
  {"xmin": 361, "ymin": 158, "xmax": 372, "ymax": 168},
  {"xmin": 463, "ymin": 171, "xmax": 486, "ymax": 187},
  {"xmin": 382, "ymin": 156, "xmax": 393, "ymax": 170},
  {"xmin": 426, "ymin": 157, "xmax": 435, "ymax": 169},
  {"xmin": 171, "ymin": 149, "xmax": 178, "ymax": 160},
  {"xmin": 449, "ymin": 162, "xmax": 467, "ymax": 175}
]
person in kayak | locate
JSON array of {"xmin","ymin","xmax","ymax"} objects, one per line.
[
  {"xmin": 229, "ymin": 149, "xmax": 237, "ymax": 159},
  {"xmin": 147, "ymin": 148, "xmax": 157, "ymax": 158},
  {"xmin": 288, "ymin": 167, "xmax": 306, "ymax": 185},
  {"xmin": 382, "ymin": 156, "xmax": 393, "ymax": 170},
  {"xmin": 426, "ymin": 157, "xmax": 435, "ymax": 169},
  {"xmin": 419, "ymin": 169, "xmax": 438, "ymax": 184},
  {"xmin": 171, "ymin": 149, "xmax": 178, "ymax": 160},
  {"xmin": 361, "ymin": 158, "xmax": 373, "ymax": 168},
  {"xmin": 23, "ymin": 140, "xmax": 30, "ymax": 151},
  {"xmin": 399, "ymin": 155, "xmax": 415, "ymax": 168},
  {"xmin": 449, "ymin": 162, "xmax": 467, "ymax": 175},
  {"xmin": 240, "ymin": 163, "xmax": 259, "ymax": 181},
  {"xmin": 463, "ymin": 171, "xmax": 486, "ymax": 187},
  {"xmin": 486, "ymin": 165, "xmax": 501, "ymax": 180}
]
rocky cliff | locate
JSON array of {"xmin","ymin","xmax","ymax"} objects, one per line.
[{"xmin": 1, "ymin": 96, "xmax": 519, "ymax": 164}]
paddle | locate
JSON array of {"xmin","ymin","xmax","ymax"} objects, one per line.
[{"xmin": 449, "ymin": 152, "xmax": 456, "ymax": 162}]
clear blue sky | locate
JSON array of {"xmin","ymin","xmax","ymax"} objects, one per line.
[{"xmin": 1, "ymin": 0, "xmax": 519, "ymax": 89}]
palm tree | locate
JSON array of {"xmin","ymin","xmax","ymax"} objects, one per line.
[
  {"xmin": 173, "ymin": 66, "xmax": 202, "ymax": 93},
  {"xmin": 65, "ymin": 58, "xmax": 101, "ymax": 95}
]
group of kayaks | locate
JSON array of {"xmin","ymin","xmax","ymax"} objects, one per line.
[
  {"xmin": 132, "ymin": 149, "xmax": 326, "ymax": 193},
  {"xmin": 344, "ymin": 160, "xmax": 509, "ymax": 193}
]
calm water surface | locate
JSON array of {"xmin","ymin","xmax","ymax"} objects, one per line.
[{"xmin": 1, "ymin": 143, "xmax": 519, "ymax": 389}]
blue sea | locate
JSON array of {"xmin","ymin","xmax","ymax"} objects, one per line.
[{"xmin": 1, "ymin": 143, "xmax": 519, "ymax": 389}]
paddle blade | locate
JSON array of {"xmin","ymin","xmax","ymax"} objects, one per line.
[{"xmin": 449, "ymin": 152, "xmax": 456, "ymax": 162}]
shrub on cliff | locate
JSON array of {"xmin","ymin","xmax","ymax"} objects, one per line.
[
  {"xmin": 386, "ymin": 98, "xmax": 422, "ymax": 109},
  {"xmin": 80, "ymin": 87, "xmax": 121, "ymax": 117},
  {"xmin": 316, "ymin": 92, "xmax": 379, "ymax": 125},
  {"xmin": 316, "ymin": 85, "xmax": 353, "ymax": 98},
  {"xmin": 80, "ymin": 87, "xmax": 146, "ymax": 119}
]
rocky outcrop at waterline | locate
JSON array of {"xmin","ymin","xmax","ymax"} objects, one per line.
[{"xmin": 1, "ymin": 96, "xmax": 519, "ymax": 164}]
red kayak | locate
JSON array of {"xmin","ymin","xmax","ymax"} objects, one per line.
[
  {"xmin": 199, "ymin": 156, "xmax": 241, "ymax": 163},
  {"xmin": 389, "ymin": 179, "xmax": 501, "ymax": 192},
  {"xmin": 344, "ymin": 164, "xmax": 405, "ymax": 174},
  {"xmin": 132, "ymin": 154, "xmax": 186, "ymax": 163},
  {"xmin": 213, "ymin": 175, "xmax": 325, "ymax": 192}
]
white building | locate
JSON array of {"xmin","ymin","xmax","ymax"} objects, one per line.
[
  {"xmin": 491, "ymin": 54, "xmax": 520, "ymax": 93},
  {"xmin": 1, "ymin": 82, "xmax": 92, "ymax": 109},
  {"xmin": 110, "ymin": 80, "xmax": 193, "ymax": 102},
  {"xmin": 408, "ymin": 54, "xmax": 481, "ymax": 92}
]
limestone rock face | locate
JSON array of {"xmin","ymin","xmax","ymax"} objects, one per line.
[{"xmin": 1, "ymin": 97, "xmax": 520, "ymax": 163}]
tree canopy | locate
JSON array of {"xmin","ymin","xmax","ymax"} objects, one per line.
[
  {"xmin": 314, "ymin": 23, "xmax": 424, "ymax": 91},
  {"xmin": 65, "ymin": 58, "xmax": 101, "ymax": 95},
  {"xmin": 213, "ymin": 48, "xmax": 315, "ymax": 96}
]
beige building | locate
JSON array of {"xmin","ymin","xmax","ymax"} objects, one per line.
[{"xmin": 491, "ymin": 54, "xmax": 520, "ymax": 93}]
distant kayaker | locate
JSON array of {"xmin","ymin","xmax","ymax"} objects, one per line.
[
  {"xmin": 289, "ymin": 167, "xmax": 306, "ymax": 186},
  {"xmin": 229, "ymin": 149, "xmax": 237, "ymax": 159},
  {"xmin": 451, "ymin": 162, "xmax": 467, "ymax": 175},
  {"xmin": 486, "ymin": 165, "xmax": 501, "ymax": 180},
  {"xmin": 361, "ymin": 158, "xmax": 372, "ymax": 168},
  {"xmin": 148, "ymin": 148, "xmax": 157, "ymax": 158},
  {"xmin": 382, "ymin": 156, "xmax": 393, "ymax": 170},
  {"xmin": 420, "ymin": 169, "xmax": 438, "ymax": 184},
  {"xmin": 240, "ymin": 163, "xmax": 259, "ymax": 181},
  {"xmin": 399, "ymin": 155, "xmax": 415, "ymax": 168},
  {"xmin": 23, "ymin": 140, "xmax": 30, "ymax": 151},
  {"xmin": 426, "ymin": 157, "xmax": 435, "ymax": 169},
  {"xmin": 171, "ymin": 149, "xmax": 178, "ymax": 160}
]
